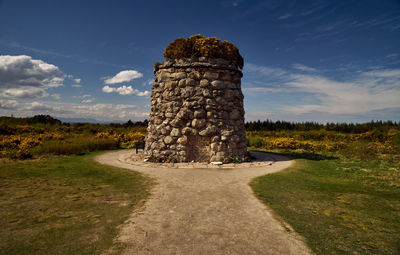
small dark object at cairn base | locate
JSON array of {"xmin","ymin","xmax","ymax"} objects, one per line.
[{"xmin": 135, "ymin": 142, "xmax": 145, "ymax": 154}]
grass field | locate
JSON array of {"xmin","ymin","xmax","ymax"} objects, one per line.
[
  {"xmin": 250, "ymin": 149, "xmax": 400, "ymax": 255},
  {"xmin": 0, "ymin": 151, "xmax": 153, "ymax": 255},
  {"xmin": 1, "ymin": 116, "xmax": 400, "ymax": 254},
  {"xmin": 0, "ymin": 115, "xmax": 146, "ymax": 159}
]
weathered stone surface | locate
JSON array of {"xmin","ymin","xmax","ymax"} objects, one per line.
[
  {"xmin": 186, "ymin": 78, "xmax": 197, "ymax": 86},
  {"xmin": 188, "ymin": 71, "xmax": 201, "ymax": 80},
  {"xmin": 177, "ymin": 108, "xmax": 193, "ymax": 120},
  {"xmin": 230, "ymin": 109, "xmax": 241, "ymax": 120},
  {"xmin": 170, "ymin": 128, "xmax": 181, "ymax": 137},
  {"xmin": 211, "ymin": 80, "xmax": 225, "ymax": 90},
  {"xmin": 192, "ymin": 119, "xmax": 206, "ymax": 129},
  {"xmin": 171, "ymin": 118, "xmax": 184, "ymax": 128},
  {"xmin": 200, "ymin": 79, "xmax": 209, "ymax": 87},
  {"xmin": 165, "ymin": 112, "xmax": 174, "ymax": 118},
  {"xmin": 178, "ymin": 79, "xmax": 186, "ymax": 87},
  {"xmin": 145, "ymin": 58, "xmax": 246, "ymax": 162},
  {"xmin": 204, "ymin": 71, "xmax": 219, "ymax": 80},
  {"xmin": 194, "ymin": 109, "xmax": 206, "ymax": 118},
  {"xmin": 172, "ymin": 72, "xmax": 186, "ymax": 80},
  {"xmin": 177, "ymin": 136, "xmax": 187, "ymax": 145},
  {"xmin": 199, "ymin": 125, "xmax": 218, "ymax": 136},
  {"xmin": 164, "ymin": 136, "xmax": 174, "ymax": 145},
  {"xmin": 158, "ymin": 71, "xmax": 171, "ymax": 81}
]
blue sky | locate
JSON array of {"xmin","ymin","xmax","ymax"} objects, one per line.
[{"xmin": 0, "ymin": 0, "xmax": 399, "ymax": 123}]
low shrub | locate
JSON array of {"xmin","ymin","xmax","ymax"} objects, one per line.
[
  {"xmin": 246, "ymin": 135, "xmax": 265, "ymax": 148},
  {"xmin": 162, "ymin": 34, "xmax": 244, "ymax": 69},
  {"xmin": 33, "ymin": 137, "xmax": 118, "ymax": 156}
]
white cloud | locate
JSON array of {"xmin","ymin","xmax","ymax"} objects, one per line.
[
  {"xmin": 362, "ymin": 69, "xmax": 400, "ymax": 78},
  {"xmin": 245, "ymin": 87, "xmax": 282, "ymax": 93},
  {"xmin": 292, "ymin": 63, "xmax": 317, "ymax": 72},
  {"xmin": 142, "ymin": 79, "xmax": 154, "ymax": 86},
  {"xmin": 51, "ymin": 93, "xmax": 61, "ymax": 100},
  {"xmin": 0, "ymin": 55, "xmax": 64, "ymax": 99},
  {"xmin": 0, "ymin": 55, "xmax": 63, "ymax": 88},
  {"xmin": 0, "ymin": 99, "xmax": 19, "ymax": 109},
  {"xmin": 243, "ymin": 62, "xmax": 400, "ymax": 119},
  {"xmin": 102, "ymin": 85, "xmax": 116, "ymax": 93},
  {"xmin": 102, "ymin": 85, "xmax": 150, "ymax": 96},
  {"xmin": 75, "ymin": 94, "xmax": 95, "ymax": 103},
  {"xmin": 0, "ymin": 87, "xmax": 48, "ymax": 99},
  {"xmin": 26, "ymin": 101, "xmax": 52, "ymax": 111},
  {"xmin": 1, "ymin": 101, "xmax": 148, "ymax": 122},
  {"xmin": 245, "ymin": 63, "xmax": 286, "ymax": 77},
  {"xmin": 81, "ymin": 99, "xmax": 94, "ymax": 103},
  {"xmin": 66, "ymin": 75, "xmax": 82, "ymax": 87},
  {"xmin": 104, "ymin": 70, "xmax": 143, "ymax": 84},
  {"xmin": 283, "ymin": 70, "xmax": 400, "ymax": 115},
  {"xmin": 70, "ymin": 103, "xmax": 148, "ymax": 120},
  {"xmin": 136, "ymin": 90, "xmax": 150, "ymax": 97}
]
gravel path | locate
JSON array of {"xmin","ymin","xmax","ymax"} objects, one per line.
[{"xmin": 95, "ymin": 150, "xmax": 312, "ymax": 255}]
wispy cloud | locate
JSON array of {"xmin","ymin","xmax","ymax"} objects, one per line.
[
  {"xmin": 102, "ymin": 85, "xmax": 150, "ymax": 97},
  {"xmin": 350, "ymin": 15, "xmax": 400, "ymax": 31},
  {"xmin": 51, "ymin": 93, "xmax": 61, "ymax": 100},
  {"xmin": 0, "ymin": 40, "xmax": 135, "ymax": 69},
  {"xmin": 26, "ymin": 101, "xmax": 53, "ymax": 111},
  {"xmin": 243, "ymin": 62, "xmax": 400, "ymax": 117},
  {"xmin": 142, "ymin": 79, "xmax": 154, "ymax": 86},
  {"xmin": 2, "ymin": 101, "xmax": 148, "ymax": 121},
  {"xmin": 245, "ymin": 63, "xmax": 287, "ymax": 77},
  {"xmin": 245, "ymin": 87, "xmax": 282, "ymax": 93},
  {"xmin": 283, "ymin": 70, "xmax": 400, "ymax": 115},
  {"xmin": 81, "ymin": 99, "xmax": 94, "ymax": 104},
  {"xmin": 104, "ymin": 70, "xmax": 143, "ymax": 84},
  {"xmin": 292, "ymin": 64, "xmax": 317, "ymax": 72},
  {"xmin": 278, "ymin": 13, "xmax": 292, "ymax": 20},
  {"xmin": 243, "ymin": 62, "xmax": 291, "ymax": 91},
  {"xmin": 0, "ymin": 99, "xmax": 19, "ymax": 110}
]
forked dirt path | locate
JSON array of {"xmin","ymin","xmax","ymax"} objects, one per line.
[{"xmin": 96, "ymin": 150, "xmax": 312, "ymax": 255}]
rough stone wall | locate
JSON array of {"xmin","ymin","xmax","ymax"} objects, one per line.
[{"xmin": 144, "ymin": 57, "xmax": 247, "ymax": 162}]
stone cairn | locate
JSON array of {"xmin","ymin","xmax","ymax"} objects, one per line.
[{"xmin": 144, "ymin": 36, "xmax": 247, "ymax": 163}]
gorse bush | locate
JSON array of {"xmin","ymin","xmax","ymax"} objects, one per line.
[
  {"xmin": 33, "ymin": 137, "xmax": 118, "ymax": 156},
  {"xmin": 96, "ymin": 131, "xmax": 145, "ymax": 148},
  {"xmin": 0, "ymin": 116, "xmax": 147, "ymax": 159},
  {"xmin": 246, "ymin": 130, "xmax": 400, "ymax": 160},
  {"xmin": 2, "ymin": 115, "xmax": 399, "ymax": 161},
  {"xmin": 162, "ymin": 34, "xmax": 244, "ymax": 69}
]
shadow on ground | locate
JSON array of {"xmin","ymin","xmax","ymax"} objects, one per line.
[{"xmin": 250, "ymin": 149, "xmax": 338, "ymax": 161}]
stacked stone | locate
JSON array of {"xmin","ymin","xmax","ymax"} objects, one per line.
[{"xmin": 144, "ymin": 57, "xmax": 247, "ymax": 163}]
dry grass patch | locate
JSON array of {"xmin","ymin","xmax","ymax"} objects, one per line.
[
  {"xmin": 250, "ymin": 150, "xmax": 400, "ymax": 255},
  {"xmin": 0, "ymin": 151, "xmax": 153, "ymax": 255}
]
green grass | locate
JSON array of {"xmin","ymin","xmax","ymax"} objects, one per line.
[
  {"xmin": 0, "ymin": 151, "xmax": 153, "ymax": 255},
  {"xmin": 32, "ymin": 136, "xmax": 119, "ymax": 156},
  {"xmin": 250, "ymin": 149, "xmax": 400, "ymax": 254}
]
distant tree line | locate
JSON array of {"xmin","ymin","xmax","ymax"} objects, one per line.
[
  {"xmin": 109, "ymin": 119, "xmax": 149, "ymax": 128},
  {"xmin": 2, "ymin": 115, "xmax": 399, "ymax": 134},
  {"xmin": 245, "ymin": 119, "xmax": 400, "ymax": 133},
  {"xmin": 0, "ymin": 115, "xmax": 149, "ymax": 128},
  {"xmin": 0, "ymin": 115, "xmax": 62, "ymax": 126}
]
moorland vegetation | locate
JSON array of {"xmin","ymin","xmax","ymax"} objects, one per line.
[
  {"xmin": 154, "ymin": 34, "xmax": 244, "ymax": 71},
  {"xmin": 1, "ymin": 115, "xmax": 399, "ymax": 254}
]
